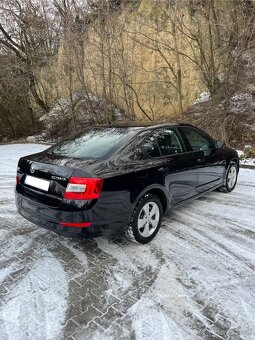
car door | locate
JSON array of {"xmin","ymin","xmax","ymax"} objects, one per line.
[
  {"xmin": 178, "ymin": 126, "xmax": 226, "ymax": 193},
  {"xmin": 138, "ymin": 127, "xmax": 198, "ymax": 206}
]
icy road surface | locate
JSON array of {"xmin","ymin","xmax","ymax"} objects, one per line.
[{"xmin": 0, "ymin": 144, "xmax": 254, "ymax": 340}]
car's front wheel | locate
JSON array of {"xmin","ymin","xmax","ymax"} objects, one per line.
[
  {"xmin": 126, "ymin": 193, "xmax": 163, "ymax": 244},
  {"xmin": 220, "ymin": 162, "xmax": 238, "ymax": 193}
]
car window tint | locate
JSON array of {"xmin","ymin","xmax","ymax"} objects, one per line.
[
  {"xmin": 141, "ymin": 135, "xmax": 161, "ymax": 157},
  {"xmin": 181, "ymin": 127, "xmax": 214, "ymax": 151},
  {"xmin": 156, "ymin": 129, "xmax": 183, "ymax": 156},
  {"xmin": 47, "ymin": 128, "xmax": 134, "ymax": 159}
]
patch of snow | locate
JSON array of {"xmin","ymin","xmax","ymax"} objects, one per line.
[
  {"xmin": 39, "ymin": 92, "xmax": 127, "ymax": 136},
  {"xmin": 96, "ymin": 237, "xmax": 161, "ymax": 272},
  {"xmin": 193, "ymin": 92, "xmax": 210, "ymax": 105},
  {"xmin": 26, "ymin": 132, "xmax": 50, "ymax": 143},
  {"xmin": 107, "ymin": 266, "xmax": 134, "ymax": 292},
  {"xmin": 244, "ymin": 144, "xmax": 252, "ymax": 149},
  {"xmin": 129, "ymin": 299, "xmax": 188, "ymax": 340},
  {"xmin": 229, "ymin": 93, "xmax": 253, "ymax": 102},
  {"xmin": 237, "ymin": 150, "xmax": 244, "ymax": 157},
  {"xmin": 0, "ymin": 266, "xmax": 15, "ymax": 287},
  {"xmin": 0, "ymin": 235, "xmax": 33, "ymax": 262},
  {"xmin": 0, "ymin": 144, "xmax": 49, "ymax": 177},
  {"xmin": 240, "ymin": 158, "xmax": 255, "ymax": 167},
  {"xmin": 128, "ymin": 263, "xmax": 200, "ymax": 340},
  {"xmin": 58, "ymin": 239, "xmax": 88, "ymax": 268},
  {"xmin": 238, "ymin": 145, "xmax": 255, "ymax": 167},
  {"xmin": 39, "ymin": 95, "xmax": 79, "ymax": 127},
  {"xmin": 228, "ymin": 93, "xmax": 255, "ymax": 113}
]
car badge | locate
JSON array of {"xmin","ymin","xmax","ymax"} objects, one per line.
[{"xmin": 30, "ymin": 166, "xmax": 35, "ymax": 174}]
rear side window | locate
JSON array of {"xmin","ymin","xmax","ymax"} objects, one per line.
[
  {"xmin": 141, "ymin": 128, "xmax": 183, "ymax": 158},
  {"xmin": 180, "ymin": 127, "xmax": 215, "ymax": 151},
  {"xmin": 141, "ymin": 135, "xmax": 161, "ymax": 157},
  {"xmin": 156, "ymin": 129, "xmax": 183, "ymax": 156},
  {"xmin": 48, "ymin": 128, "xmax": 133, "ymax": 159}
]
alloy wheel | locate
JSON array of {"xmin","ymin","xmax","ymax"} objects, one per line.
[
  {"xmin": 137, "ymin": 202, "xmax": 160, "ymax": 237},
  {"xmin": 227, "ymin": 165, "xmax": 237, "ymax": 189}
]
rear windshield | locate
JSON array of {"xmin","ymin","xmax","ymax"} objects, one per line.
[{"xmin": 47, "ymin": 128, "xmax": 135, "ymax": 159}]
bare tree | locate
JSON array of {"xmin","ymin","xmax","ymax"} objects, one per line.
[
  {"xmin": 0, "ymin": 0, "xmax": 61, "ymax": 112},
  {"xmin": 0, "ymin": 55, "xmax": 38, "ymax": 138}
]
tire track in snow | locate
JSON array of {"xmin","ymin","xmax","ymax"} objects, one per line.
[
  {"xmin": 152, "ymin": 184, "xmax": 255, "ymax": 339},
  {"xmin": 0, "ymin": 251, "xmax": 68, "ymax": 340},
  {"xmin": 0, "ymin": 219, "xmax": 93, "ymax": 339},
  {"xmin": 63, "ymin": 236, "xmax": 165, "ymax": 339},
  {"xmin": 150, "ymin": 228, "xmax": 253, "ymax": 339},
  {"xmin": 170, "ymin": 206, "xmax": 255, "ymax": 271}
]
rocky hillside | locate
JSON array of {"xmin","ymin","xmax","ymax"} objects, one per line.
[
  {"xmin": 0, "ymin": 0, "xmax": 255, "ymax": 149},
  {"xmin": 185, "ymin": 49, "xmax": 255, "ymax": 148}
]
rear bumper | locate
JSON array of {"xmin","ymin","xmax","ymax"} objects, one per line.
[{"xmin": 16, "ymin": 192, "xmax": 112, "ymax": 238}]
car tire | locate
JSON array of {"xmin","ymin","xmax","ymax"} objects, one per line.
[
  {"xmin": 126, "ymin": 193, "xmax": 163, "ymax": 244},
  {"xmin": 219, "ymin": 162, "xmax": 238, "ymax": 193}
]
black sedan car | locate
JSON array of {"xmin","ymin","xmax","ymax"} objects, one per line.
[{"xmin": 15, "ymin": 124, "xmax": 239, "ymax": 243}]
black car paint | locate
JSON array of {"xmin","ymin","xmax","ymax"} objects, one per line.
[{"xmin": 15, "ymin": 124, "xmax": 239, "ymax": 238}]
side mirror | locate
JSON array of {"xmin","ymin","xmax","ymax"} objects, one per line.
[{"xmin": 215, "ymin": 141, "xmax": 226, "ymax": 149}]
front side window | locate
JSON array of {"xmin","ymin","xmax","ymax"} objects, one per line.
[
  {"xmin": 180, "ymin": 127, "xmax": 215, "ymax": 152},
  {"xmin": 141, "ymin": 128, "xmax": 183, "ymax": 158}
]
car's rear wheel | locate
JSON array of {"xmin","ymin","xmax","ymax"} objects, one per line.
[
  {"xmin": 220, "ymin": 162, "xmax": 238, "ymax": 193},
  {"xmin": 126, "ymin": 194, "xmax": 163, "ymax": 244}
]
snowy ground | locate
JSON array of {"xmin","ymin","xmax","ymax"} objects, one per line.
[
  {"xmin": 237, "ymin": 150, "xmax": 255, "ymax": 168},
  {"xmin": 240, "ymin": 158, "xmax": 255, "ymax": 168},
  {"xmin": 0, "ymin": 144, "xmax": 255, "ymax": 340}
]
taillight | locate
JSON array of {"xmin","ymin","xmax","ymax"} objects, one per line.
[
  {"xmin": 59, "ymin": 221, "xmax": 92, "ymax": 228},
  {"xmin": 64, "ymin": 177, "xmax": 104, "ymax": 200},
  {"xmin": 16, "ymin": 175, "xmax": 20, "ymax": 184}
]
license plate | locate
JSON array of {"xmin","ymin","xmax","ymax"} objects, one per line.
[{"xmin": 25, "ymin": 175, "xmax": 50, "ymax": 192}]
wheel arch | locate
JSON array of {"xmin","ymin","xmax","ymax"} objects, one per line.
[
  {"xmin": 133, "ymin": 185, "xmax": 169, "ymax": 213},
  {"xmin": 228, "ymin": 157, "xmax": 239, "ymax": 172}
]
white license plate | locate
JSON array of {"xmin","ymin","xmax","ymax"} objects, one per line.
[{"xmin": 25, "ymin": 175, "xmax": 50, "ymax": 192}]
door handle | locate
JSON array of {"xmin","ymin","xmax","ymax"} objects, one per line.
[
  {"xmin": 136, "ymin": 169, "xmax": 148, "ymax": 178},
  {"xmin": 158, "ymin": 166, "xmax": 169, "ymax": 172},
  {"xmin": 197, "ymin": 158, "xmax": 205, "ymax": 163}
]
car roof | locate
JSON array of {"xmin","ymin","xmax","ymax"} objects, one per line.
[{"xmin": 93, "ymin": 122, "xmax": 196, "ymax": 132}]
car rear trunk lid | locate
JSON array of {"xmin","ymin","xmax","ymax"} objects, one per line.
[{"xmin": 16, "ymin": 153, "xmax": 99, "ymax": 207}]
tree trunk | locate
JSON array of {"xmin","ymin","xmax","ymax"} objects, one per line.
[
  {"xmin": 172, "ymin": 6, "xmax": 184, "ymax": 121},
  {"xmin": 29, "ymin": 74, "xmax": 50, "ymax": 113}
]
